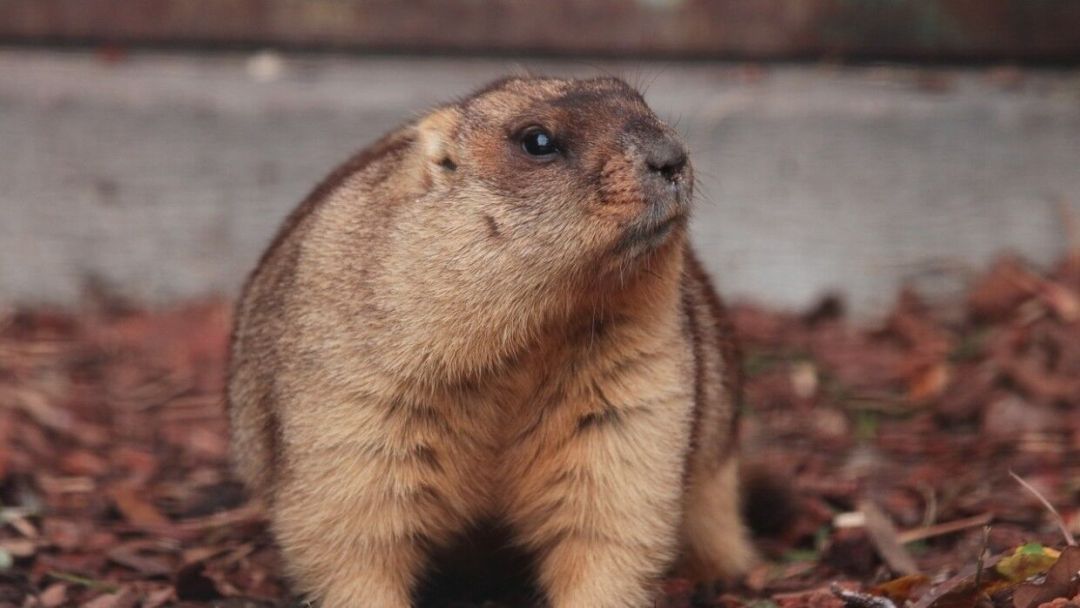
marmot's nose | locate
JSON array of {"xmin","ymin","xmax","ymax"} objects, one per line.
[{"xmin": 644, "ymin": 137, "xmax": 688, "ymax": 184}]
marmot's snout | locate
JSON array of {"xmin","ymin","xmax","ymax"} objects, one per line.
[
  {"xmin": 630, "ymin": 119, "xmax": 691, "ymax": 208},
  {"xmin": 642, "ymin": 134, "xmax": 688, "ymax": 187},
  {"xmin": 618, "ymin": 124, "xmax": 692, "ymax": 251}
]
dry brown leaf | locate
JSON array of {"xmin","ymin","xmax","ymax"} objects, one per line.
[
  {"xmin": 81, "ymin": 589, "xmax": 138, "ymax": 608},
  {"xmin": 4, "ymin": 387, "xmax": 75, "ymax": 433},
  {"xmin": 870, "ymin": 575, "xmax": 932, "ymax": 605},
  {"xmin": 910, "ymin": 554, "xmax": 1005, "ymax": 608},
  {"xmin": 37, "ymin": 582, "xmax": 68, "ymax": 608},
  {"xmin": 1014, "ymin": 546, "xmax": 1080, "ymax": 608},
  {"xmin": 0, "ymin": 538, "xmax": 36, "ymax": 557},
  {"xmin": 107, "ymin": 486, "xmax": 170, "ymax": 528},
  {"xmin": 775, "ymin": 586, "xmax": 851, "ymax": 608},
  {"xmin": 968, "ymin": 257, "xmax": 1040, "ymax": 321},
  {"xmin": 181, "ymin": 544, "xmax": 231, "ymax": 566},
  {"xmin": 106, "ymin": 544, "xmax": 173, "ymax": 577},
  {"xmin": 907, "ymin": 362, "xmax": 952, "ymax": 401},
  {"xmin": 141, "ymin": 587, "xmax": 175, "ymax": 608},
  {"xmin": 58, "ymin": 450, "xmax": 110, "ymax": 477},
  {"xmin": 1036, "ymin": 281, "xmax": 1080, "ymax": 323}
]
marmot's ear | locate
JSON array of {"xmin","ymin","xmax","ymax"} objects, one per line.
[{"xmin": 415, "ymin": 106, "xmax": 463, "ymax": 185}]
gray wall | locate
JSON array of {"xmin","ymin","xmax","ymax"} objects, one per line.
[{"xmin": 2, "ymin": 50, "xmax": 1079, "ymax": 316}]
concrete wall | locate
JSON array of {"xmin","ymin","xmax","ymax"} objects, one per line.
[{"xmin": 2, "ymin": 50, "xmax": 1079, "ymax": 315}]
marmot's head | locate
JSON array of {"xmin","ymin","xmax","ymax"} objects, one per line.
[
  {"xmin": 409, "ymin": 77, "xmax": 693, "ymax": 282},
  {"xmin": 380, "ymin": 77, "xmax": 693, "ymax": 377}
]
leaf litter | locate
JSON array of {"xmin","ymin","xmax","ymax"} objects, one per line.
[{"xmin": 0, "ymin": 250, "xmax": 1077, "ymax": 607}]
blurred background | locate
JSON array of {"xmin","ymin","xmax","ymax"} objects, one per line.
[{"xmin": 2, "ymin": 0, "xmax": 1079, "ymax": 317}]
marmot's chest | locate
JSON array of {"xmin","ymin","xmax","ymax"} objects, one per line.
[{"xmin": 410, "ymin": 341, "xmax": 697, "ymax": 514}]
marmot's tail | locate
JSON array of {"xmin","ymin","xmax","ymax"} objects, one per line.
[{"xmin": 740, "ymin": 461, "xmax": 800, "ymax": 540}]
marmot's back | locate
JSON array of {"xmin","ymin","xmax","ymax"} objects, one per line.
[
  {"xmin": 228, "ymin": 130, "xmax": 417, "ymax": 497},
  {"xmin": 228, "ymin": 76, "xmax": 753, "ymax": 608}
]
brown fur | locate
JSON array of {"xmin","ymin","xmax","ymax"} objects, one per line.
[{"xmin": 228, "ymin": 76, "xmax": 755, "ymax": 607}]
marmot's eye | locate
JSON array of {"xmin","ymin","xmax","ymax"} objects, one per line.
[{"xmin": 521, "ymin": 128, "xmax": 559, "ymax": 158}]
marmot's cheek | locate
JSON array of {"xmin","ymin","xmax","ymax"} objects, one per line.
[{"xmin": 598, "ymin": 156, "xmax": 649, "ymax": 213}]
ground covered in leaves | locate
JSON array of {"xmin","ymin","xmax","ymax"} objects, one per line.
[{"xmin": 0, "ymin": 251, "xmax": 1078, "ymax": 608}]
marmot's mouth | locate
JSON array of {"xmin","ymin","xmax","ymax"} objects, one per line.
[
  {"xmin": 616, "ymin": 213, "xmax": 686, "ymax": 254},
  {"xmin": 646, "ymin": 215, "xmax": 682, "ymax": 239}
]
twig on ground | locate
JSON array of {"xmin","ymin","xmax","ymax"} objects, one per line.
[
  {"xmin": 45, "ymin": 571, "xmax": 120, "ymax": 593},
  {"xmin": 898, "ymin": 513, "xmax": 994, "ymax": 544},
  {"xmin": 1009, "ymin": 470, "xmax": 1077, "ymax": 546},
  {"xmin": 859, "ymin": 500, "xmax": 920, "ymax": 576},
  {"xmin": 973, "ymin": 525, "xmax": 991, "ymax": 591}
]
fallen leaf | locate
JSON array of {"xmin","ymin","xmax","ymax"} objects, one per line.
[
  {"xmin": 0, "ymin": 538, "xmax": 35, "ymax": 558},
  {"xmin": 907, "ymin": 362, "xmax": 951, "ymax": 402},
  {"xmin": 142, "ymin": 586, "xmax": 175, "ymax": 608},
  {"xmin": 871, "ymin": 575, "xmax": 932, "ymax": 605},
  {"xmin": 911, "ymin": 554, "xmax": 1005, "ymax": 608},
  {"xmin": 58, "ymin": 449, "xmax": 110, "ymax": 477},
  {"xmin": 775, "ymin": 586, "xmax": 850, "ymax": 608},
  {"xmin": 107, "ymin": 486, "xmax": 170, "ymax": 528},
  {"xmin": 997, "ymin": 544, "xmax": 1061, "ymax": 583},
  {"xmin": 968, "ymin": 257, "xmax": 1039, "ymax": 321},
  {"xmin": 37, "ymin": 582, "xmax": 67, "ymax": 607},
  {"xmin": 1036, "ymin": 281, "xmax": 1079, "ymax": 323},
  {"xmin": 81, "ymin": 589, "xmax": 138, "ymax": 608},
  {"xmin": 1014, "ymin": 546, "xmax": 1080, "ymax": 608},
  {"xmin": 5, "ymin": 387, "xmax": 75, "ymax": 434},
  {"xmin": 106, "ymin": 544, "xmax": 173, "ymax": 577}
]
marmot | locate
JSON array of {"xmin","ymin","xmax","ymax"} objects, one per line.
[{"xmin": 228, "ymin": 76, "xmax": 755, "ymax": 607}]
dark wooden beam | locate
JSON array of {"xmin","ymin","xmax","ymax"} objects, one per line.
[{"xmin": 1, "ymin": 0, "xmax": 1078, "ymax": 61}]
